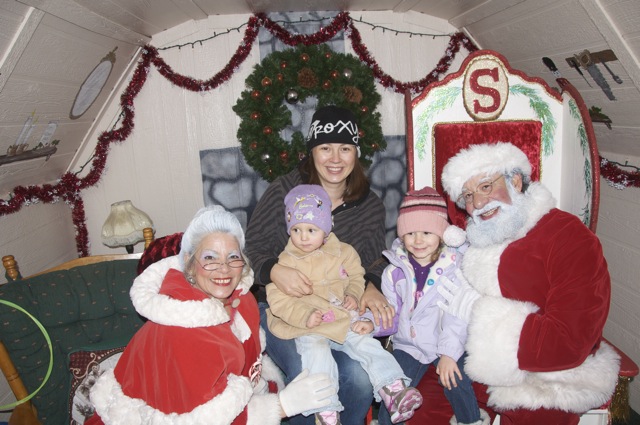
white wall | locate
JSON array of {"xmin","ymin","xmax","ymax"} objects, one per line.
[{"xmin": 597, "ymin": 151, "xmax": 640, "ymax": 412}]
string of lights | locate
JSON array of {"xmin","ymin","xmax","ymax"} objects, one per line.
[
  {"xmin": 602, "ymin": 158, "xmax": 640, "ymax": 172},
  {"xmin": 352, "ymin": 16, "xmax": 455, "ymax": 38},
  {"xmin": 158, "ymin": 14, "xmax": 455, "ymax": 51}
]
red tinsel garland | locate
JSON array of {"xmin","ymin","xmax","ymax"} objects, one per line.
[
  {"xmin": 348, "ymin": 21, "xmax": 478, "ymax": 93},
  {"xmin": 0, "ymin": 12, "xmax": 479, "ymax": 256},
  {"xmin": 600, "ymin": 156, "xmax": 640, "ymax": 190}
]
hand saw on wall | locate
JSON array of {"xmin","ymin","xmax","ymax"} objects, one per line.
[{"xmin": 575, "ymin": 50, "xmax": 616, "ymax": 100}]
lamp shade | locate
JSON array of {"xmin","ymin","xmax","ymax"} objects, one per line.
[{"xmin": 101, "ymin": 200, "xmax": 153, "ymax": 248}]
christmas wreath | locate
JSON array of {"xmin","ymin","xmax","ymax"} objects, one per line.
[{"xmin": 233, "ymin": 43, "xmax": 384, "ymax": 181}]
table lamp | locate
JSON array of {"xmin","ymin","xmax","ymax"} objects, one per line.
[{"xmin": 101, "ymin": 200, "xmax": 154, "ymax": 253}]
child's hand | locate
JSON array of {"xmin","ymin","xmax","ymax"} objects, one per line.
[
  {"xmin": 436, "ymin": 355, "xmax": 463, "ymax": 390},
  {"xmin": 343, "ymin": 295, "xmax": 358, "ymax": 311},
  {"xmin": 351, "ymin": 319, "xmax": 374, "ymax": 335},
  {"xmin": 306, "ymin": 310, "xmax": 323, "ymax": 328}
]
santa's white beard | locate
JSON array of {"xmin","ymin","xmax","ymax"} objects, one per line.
[{"xmin": 466, "ymin": 187, "xmax": 527, "ymax": 247}]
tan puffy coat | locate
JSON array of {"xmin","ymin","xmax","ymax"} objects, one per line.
[{"xmin": 266, "ymin": 233, "xmax": 365, "ymax": 344}]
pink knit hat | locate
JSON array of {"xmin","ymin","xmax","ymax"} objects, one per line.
[{"xmin": 397, "ymin": 186, "xmax": 466, "ymax": 247}]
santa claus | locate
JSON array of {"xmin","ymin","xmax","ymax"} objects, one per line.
[{"xmin": 436, "ymin": 142, "xmax": 620, "ymax": 425}]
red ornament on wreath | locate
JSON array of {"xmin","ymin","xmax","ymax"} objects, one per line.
[
  {"xmin": 358, "ymin": 129, "xmax": 365, "ymax": 138},
  {"xmin": 324, "ymin": 52, "xmax": 332, "ymax": 59},
  {"xmin": 277, "ymin": 73, "xmax": 284, "ymax": 82},
  {"xmin": 261, "ymin": 77, "xmax": 272, "ymax": 87},
  {"xmin": 360, "ymin": 105, "xmax": 369, "ymax": 113},
  {"xmin": 322, "ymin": 80, "xmax": 332, "ymax": 90},
  {"xmin": 330, "ymin": 70, "xmax": 339, "ymax": 79},
  {"xmin": 263, "ymin": 126, "xmax": 273, "ymax": 135},
  {"xmin": 301, "ymin": 53, "xmax": 310, "ymax": 62},
  {"xmin": 265, "ymin": 95, "xmax": 272, "ymax": 103},
  {"xmin": 280, "ymin": 151, "xmax": 289, "ymax": 161},
  {"xmin": 251, "ymin": 112, "xmax": 260, "ymax": 120},
  {"xmin": 280, "ymin": 61, "xmax": 288, "ymax": 69},
  {"xmin": 250, "ymin": 141, "xmax": 258, "ymax": 150},
  {"xmin": 251, "ymin": 90, "xmax": 260, "ymax": 99}
]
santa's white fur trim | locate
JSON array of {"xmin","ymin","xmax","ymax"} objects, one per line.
[
  {"xmin": 91, "ymin": 369, "xmax": 281, "ymax": 425},
  {"xmin": 487, "ymin": 342, "xmax": 620, "ymax": 413},
  {"xmin": 441, "ymin": 142, "xmax": 532, "ymax": 201},
  {"xmin": 449, "ymin": 408, "xmax": 490, "ymax": 425},
  {"xmin": 465, "ymin": 296, "xmax": 537, "ymax": 386},
  {"xmin": 130, "ymin": 255, "xmax": 254, "ymax": 327}
]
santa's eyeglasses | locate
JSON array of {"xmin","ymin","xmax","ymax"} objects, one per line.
[{"xmin": 457, "ymin": 175, "xmax": 504, "ymax": 206}]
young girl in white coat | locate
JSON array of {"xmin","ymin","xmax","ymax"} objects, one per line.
[{"xmin": 376, "ymin": 187, "xmax": 489, "ymax": 425}]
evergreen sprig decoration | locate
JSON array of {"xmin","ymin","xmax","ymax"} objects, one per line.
[{"xmin": 233, "ymin": 43, "xmax": 384, "ymax": 181}]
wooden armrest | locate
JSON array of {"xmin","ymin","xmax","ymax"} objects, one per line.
[
  {"xmin": 8, "ymin": 402, "xmax": 40, "ymax": 425},
  {"xmin": 143, "ymin": 227, "xmax": 154, "ymax": 249},
  {"xmin": 0, "ymin": 342, "xmax": 41, "ymax": 424},
  {"xmin": 2, "ymin": 255, "xmax": 20, "ymax": 281}
]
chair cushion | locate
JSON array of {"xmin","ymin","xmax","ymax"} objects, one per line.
[
  {"xmin": 68, "ymin": 337, "xmax": 129, "ymax": 424},
  {"xmin": 0, "ymin": 259, "xmax": 144, "ymax": 424}
]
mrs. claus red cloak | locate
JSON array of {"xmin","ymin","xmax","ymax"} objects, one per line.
[{"xmin": 89, "ymin": 256, "xmax": 284, "ymax": 425}]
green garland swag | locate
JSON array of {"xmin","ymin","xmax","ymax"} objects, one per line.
[{"xmin": 233, "ymin": 44, "xmax": 384, "ymax": 182}]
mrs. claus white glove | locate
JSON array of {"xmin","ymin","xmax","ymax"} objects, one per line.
[
  {"xmin": 278, "ymin": 369, "xmax": 335, "ymax": 417},
  {"xmin": 437, "ymin": 269, "xmax": 481, "ymax": 323}
]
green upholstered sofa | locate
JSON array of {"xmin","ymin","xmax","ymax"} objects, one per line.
[{"xmin": 0, "ymin": 255, "xmax": 145, "ymax": 424}]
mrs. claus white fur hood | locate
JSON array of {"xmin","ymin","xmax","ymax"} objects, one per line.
[{"xmin": 130, "ymin": 255, "xmax": 253, "ymax": 327}]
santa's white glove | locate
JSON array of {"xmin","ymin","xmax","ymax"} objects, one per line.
[
  {"xmin": 278, "ymin": 369, "xmax": 335, "ymax": 417},
  {"xmin": 437, "ymin": 269, "xmax": 480, "ymax": 323}
]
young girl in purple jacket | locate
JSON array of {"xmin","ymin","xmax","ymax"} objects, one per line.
[{"xmin": 376, "ymin": 187, "xmax": 489, "ymax": 425}]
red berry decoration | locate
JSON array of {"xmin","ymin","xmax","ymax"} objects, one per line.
[
  {"xmin": 280, "ymin": 61, "xmax": 288, "ymax": 69},
  {"xmin": 250, "ymin": 112, "xmax": 260, "ymax": 120},
  {"xmin": 263, "ymin": 126, "xmax": 273, "ymax": 135},
  {"xmin": 322, "ymin": 80, "xmax": 331, "ymax": 89},
  {"xmin": 371, "ymin": 143, "xmax": 379, "ymax": 150},
  {"xmin": 330, "ymin": 70, "xmax": 339, "ymax": 79},
  {"xmin": 301, "ymin": 53, "xmax": 310, "ymax": 62},
  {"xmin": 358, "ymin": 129, "xmax": 365, "ymax": 138},
  {"xmin": 250, "ymin": 141, "xmax": 258, "ymax": 150},
  {"xmin": 251, "ymin": 90, "xmax": 260, "ymax": 99},
  {"xmin": 265, "ymin": 95, "xmax": 272, "ymax": 103},
  {"xmin": 277, "ymin": 73, "xmax": 284, "ymax": 82},
  {"xmin": 280, "ymin": 151, "xmax": 289, "ymax": 161},
  {"xmin": 261, "ymin": 77, "xmax": 272, "ymax": 87},
  {"xmin": 360, "ymin": 105, "xmax": 369, "ymax": 113},
  {"xmin": 324, "ymin": 52, "xmax": 332, "ymax": 59}
]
